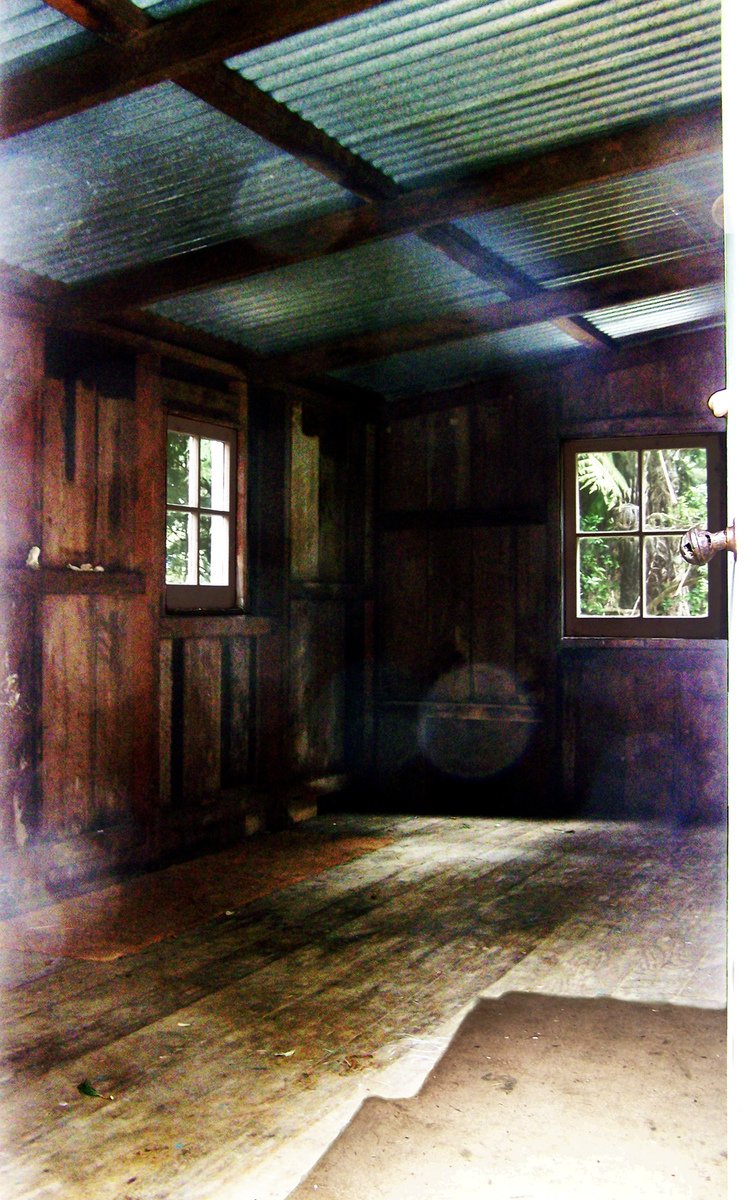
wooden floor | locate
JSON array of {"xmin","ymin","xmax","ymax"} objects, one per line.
[{"xmin": 0, "ymin": 813, "xmax": 727, "ymax": 1200}]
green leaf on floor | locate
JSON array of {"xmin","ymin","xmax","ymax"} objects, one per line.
[{"xmin": 77, "ymin": 1079, "xmax": 104, "ymax": 1098}]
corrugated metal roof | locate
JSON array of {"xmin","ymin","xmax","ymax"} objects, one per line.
[
  {"xmin": 332, "ymin": 318, "xmax": 581, "ymax": 397},
  {"xmin": 228, "ymin": 0, "xmax": 722, "ymax": 185},
  {"xmin": 457, "ymin": 153, "xmax": 723, "ymax": 285},
  {"xmin": 0, "ymin": 83, "xmax": 357, "ymax": 283},
  {"xmin": 151, "ymin": 233, "xmax": 509, "ymax": 354},
  {"xmin": 0, "ymin": 0, "xmax": 94, "ymax": 77},
  {"xmin": 129, "ymin": 0, "xmax": 209, "ymax": 16},
  {"xmin": 584, "ymin": 282, "xmax": 724, "ymax": 338}
]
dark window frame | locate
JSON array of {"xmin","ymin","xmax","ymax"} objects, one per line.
[
  {"xmin": 165, "ymin": 415, "xmax": 238, "ymax": 612},
  {"xmin": 563, "ymin": 433, "xmax": 726, "ymax": 638}
]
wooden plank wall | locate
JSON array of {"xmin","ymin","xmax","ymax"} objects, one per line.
[
  {"xmin": 287, "ymin": 400, "xmax": 374, "ymax": 794},
  {"xmin": 375, "ymin": 327, "xmax": 727, "ymax": 821},
  {"xmin": 557, "ymin": 328, "xmax": 727, "ymax": 821},
  {"xmin": 1, "ymin": 315, "xmax": 379, "ymax": 894},
  {"xmin": 0, "ymin": 321, "xmax": 163, "ymax": 892},
  {"xmin": 377, "ymin": 386, "xmax": 556, "ymax": 811}
]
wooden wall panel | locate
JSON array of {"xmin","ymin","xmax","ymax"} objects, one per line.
[
  {"xmin": 427, "ymin": 406, "xmax": 470, "ymax": 509},
  {"xmin": 289, "ymin": 599, "xmax": 346, "ymax": 777},
  {"xmin": 91, "ymin": 598, "xmax": 136, "ymax": 827},
  {"xmin": 0, "ymin": 596, "xmax": 39, "ymax": 847},
  {"xmin": 472, "ymin": 527, "xmax": 516, "ymax": 684},
  {"xmin": 290, "ymin": 402, "xmax": 320, "ymax": 581},
  {"xmin": 40, "ymin": 596, "xmax": 95, "ymax": 836},
  {"xmin": 95, "ymin": 393, "xmax": 137, "ymax": 570},
  {"xmin": 223, "ymin": 638, "xmax": 253, "ymax": 788},
  {"xmin": 159, "ymin": 638, "xmax": 173, "ymax": 806},
  {"xmin": 380, "ymin": 416, "xmax": 429, "ymax": 511},
  {"xmin": 427, "ymin": 528, "xmax": 472, "ymax": 696},
  {"xmin": 41, "ymin": 378, "xmax": 97, "ymax": 565},
  {"xmin": 560, "ymin": 644, "xmax": 726, "ymax": 822},
  {"xmin": 375, "ymin": 330, "xmax": 726, "ymax": 820},
  {"xmin": 0, "ymin": 377, "xmax": 39, "ymax": 566},
  {"xmin": 182, "ymin": 639, "xmax": 222, "ymax": 804},
  {"xmin": 379, "ymin": 529, "xmax": 429, "ymax": 700}
]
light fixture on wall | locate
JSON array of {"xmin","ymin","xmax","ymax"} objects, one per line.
[{"xmin": 707, "ymin": 389, "xmax": 729, "ymax": 418}]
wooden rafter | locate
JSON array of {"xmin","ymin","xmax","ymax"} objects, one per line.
[
  {"xmin": 20, "ymin": 5, "xmax": 723, "ymax": 363},
  {"xmin": 2, "ymin": 0, "xmax": 391, "ymax": 137},
  {"xmin": 260, "ymin": 247, "xmax": 725, "ymax": 377},
  {"xmin": 68, "ymin": 105, "xmax": 722, "ymax": 312}
]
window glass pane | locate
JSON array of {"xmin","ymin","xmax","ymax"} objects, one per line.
[
  {"xmin": 643, "ymin": 447, "xmax": 707, "ymax": 530},
  {"xmin": 576, "ymin": 451, "xmax": 639, "ymax": 533},
  {"xmin": 200, "ymin": 438, "xmax": 229, "ymax": 511},
  {"xmin": 199, "ymin": 514, "xmax": 229, "ymax": 586},
  {"xmin": 578, "ymin": 536, "xmax": 641, "ymax": 617},
  {"xmin": 166, "ymin": 431, "xmax": 193, "ymax": 506},
  {"xmin": 644, "ymin": 535, "xmax": 709, "ymax": 617},
  {"xmin": 165, "ymin": 511, "xmax": 191, "ymax": 583}
]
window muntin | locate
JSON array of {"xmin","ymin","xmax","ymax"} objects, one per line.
[
  {"xmin": 165, "ymin": 417, "xmax": 237, "ymax": 610},
  {"xmin": 564, "ymin": 436, "xmax": 725, "ymax": 637}
]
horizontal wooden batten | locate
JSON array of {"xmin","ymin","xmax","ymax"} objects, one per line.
[
  {"xmin": 380, "ymin": 506, "xmax": 547, "ymax": 530},
  {"xmin": 68, "ymin": 107, "xmax": 721, "ymax": 313},
  {"xmin": 379, "ymin": 701, "xmax": 541, "ymax": 722},
  {"xmin": 0, "ymin": 567, "xmax": 144, "ymax": 595},
  {"xmin": 273, "ymin": 248, "xmax": 724, "ymax": 377},
  {"xmin": 160, "ymin": 614, "xmax": 273, "ymax": 639},
  {"xmin": 289, "ymin": 581, "xmax": 358, "ymax": 600}
]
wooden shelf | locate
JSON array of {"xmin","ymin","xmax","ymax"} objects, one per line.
[{"xmin": 0, "ymin": 567, "xmax": 145, "ymax": 596}]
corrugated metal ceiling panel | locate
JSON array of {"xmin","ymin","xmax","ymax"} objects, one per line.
[
  {"xmin": 0, "ymin": 0, "xmax": 93, "ymax": 77},
  {"xmin": 151, "ymin": 234, "xmax": 509, "ymax": 354},
  {"xmin": 457, "ymin": 153, "xmax": 723, "ymax": 285},
  {"xmin": 228, "ymin": 0, "xmax": 722, "ymax": 185},
  {"xmin": 0, "ymin": 83, "xmax": 357, "ymax": 283},
  {"xmin": 129, "ymin": 0, "xmax": 209, "ymax": 16},
  {"xmin": 585, "ymin": 282, "xmax": 724, "ymax": 338},
  {"xmin": 332, "ymin": 319, "xmax": 581, "ymax": 398}
]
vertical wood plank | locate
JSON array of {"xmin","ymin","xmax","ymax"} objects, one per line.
[
  {"xmin": 427, "ymin": 528, "xmax": 472, "ymax": 697},
  {"xmin": 379, "ymin": 529, "xmax": 429, "ymax": 700},
  {"xmin": 182, "ymin": 639, "xmax": 222, "ymax": 804},
  {"xmin": 0, "ymin": 596, "xmax": 39, "ymax": 847},
  {"xmin": 472, "ymin": 527, "xmax": 516, "ymax": 687},
  {"xmin": 230, "ymin": 379, "xmax": 249, "ymax": 611},
  {"xmin": 95, "ymin": 393, "xmax": 136, "ymax": 570},
  {"xmin": 318, "ymin": 426, "xmax": 347, "ymax": 582},
  {"xmin": 222, "ymin": 638, "xmax": 253, "ymax": 787},
  {"xmin": 0, "ymin": 378, "xmax": 40, "ymax": 567},
  {"xmin": 380, "ymin": 416, "xmax": 428, "ymax": 511},
  {"xmin": 92, "ymin": 597, "xmax": 135, "ymax": 827},
  {"xmin": 159, "ymin": 638, "xmax": 173, "ymax": 806},
  {"xmin": 41, "ymin": 378, "xmax": 96, "ymax": 564},
  {"xmin": 290, "ymin": 401, "xmax": 320, "ymax": 581},
  {"xmin": 289, "ymin": 599, "xmax": 346, "ymax": 777},
  {"xmin": 427, "ymin": 405, "xmax": 470, "ymax": 510},
  {"xmin": 130, "ymin": 352, "xmax": 163, "ymax": 820},
  {"xmin": 40, "ymin": 596, "xmax": 94, "ymax": 836}
]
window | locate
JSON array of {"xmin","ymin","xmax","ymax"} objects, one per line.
[
  {"xmin": 563, "ymin": 435, "xmax": 725, "ymax": 637},
  {"xmin": 165, "ymin": 416, "xmax": 237, "ymax": 610}
]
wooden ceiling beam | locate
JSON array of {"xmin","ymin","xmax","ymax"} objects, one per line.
[
  {"xmin": 175, "ymin": 66, "xmax": 396, "ymax": 202},
  {"xmin": 68, "ymin": 106, "xmax": 722, "ymax": 313},
  {"xmin": 266, "ymin": 247, "xmax": 725, "ymax": 377},
  {"xmin": 2, "ymin": 0, "xmax": 390, "ymax": 137}
]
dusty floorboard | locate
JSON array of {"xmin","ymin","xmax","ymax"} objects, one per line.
[{"xmin": 0, "ymin": 814, "xmax": 727, "ymax": 1200}]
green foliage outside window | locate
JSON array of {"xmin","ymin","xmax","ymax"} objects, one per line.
[{"xmin": 576, "ymin": 447, "xmax": 708, "ymax": 619}]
